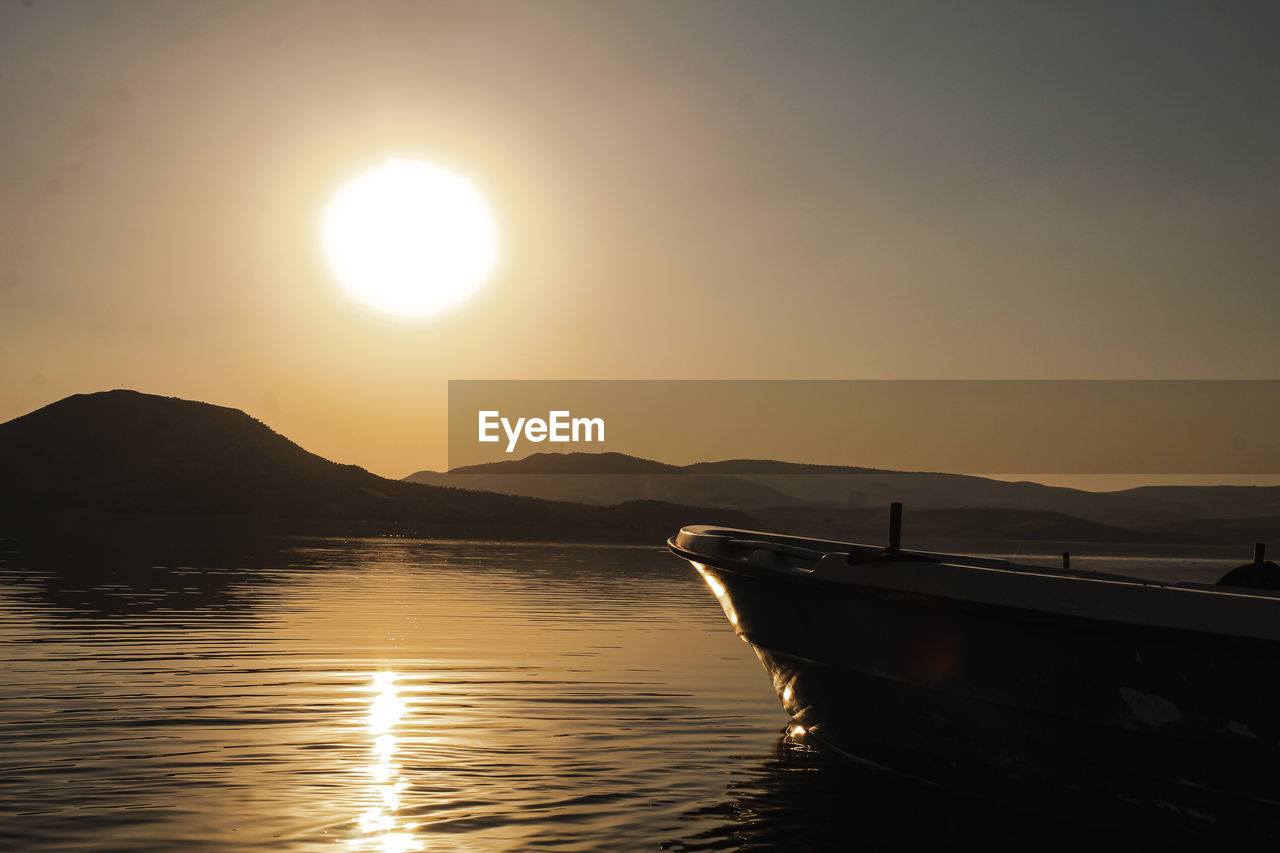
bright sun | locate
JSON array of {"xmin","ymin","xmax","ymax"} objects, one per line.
[{"xmin": 321, "ymin": 159, "xmax": 499, "ymax": 318}]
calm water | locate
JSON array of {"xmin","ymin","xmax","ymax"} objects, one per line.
[{"xmin": 0, "ymin": 535, "xmax": 1237, "ymax": 851}]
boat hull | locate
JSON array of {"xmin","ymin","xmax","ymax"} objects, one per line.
[{"xmin": 677, "ymin": 537, "xmax": 1280, "ymax": 834}]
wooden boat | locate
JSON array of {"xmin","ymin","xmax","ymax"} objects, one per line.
[{"xmin": 668, "ymin": 504, "xmax": 1280, "ymax": 835}]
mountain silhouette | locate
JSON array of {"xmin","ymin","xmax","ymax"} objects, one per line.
[
  {"xmin": 450, "ymin": 451, "xmax": 679, "ymax": 475},
  {"xmin": 411, "ymin": 451, "xmax": 1278, "ymax": 547},
  {"xmin": 6, "ymin": 393, "xmax": 1272, "ymax": 549},
  {"xmin": 408, "ymin": 454, "xmax": 800, "ymax": 508},
  {"xmin": 0, "ymin": 391, "xmax": 752, "ymax": 541},
  {"xmin": 409, "ymin": 453, "xmax": 1176, "ymax": 521}
]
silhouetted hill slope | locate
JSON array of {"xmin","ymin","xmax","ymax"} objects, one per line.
[
  {"xmin": 1, "ymin": 391, "xmax": 360, "ymax": 514},
  {"xmin": 1141, "ymin": 515, "xmax": 1280, "ymax": 548},
  {"xmin": 0, "ymin": 391, "xmax": 752, "ymax": 539},
  {"xmin": 405, "ymin": 470, "xmax": 800, "ymax": 508},
  {"xmin": 671, "ymin": 460, "xmax": 1223, "ymax": 524},
  {"xmin": 448, "ymin": 452, "xmax": 678, "ymax": 474},
  {"xmin": 1113, "ymin": 485, "xmax": 1280, "ymax": 520},
  {"xmin": 418, "ymin": 452, "xmax": 1259, "ymax": 526},
  {"xmin": 752, "ymin": 505, "xmax": 1210, "ymax": 547},
  {"xmin": 683, "ymin": 459, "xmax": 884, "ymax": 475},
  {"xmin": 719, "ymin": 470, "xmax": 1190, "ymax": 525}
]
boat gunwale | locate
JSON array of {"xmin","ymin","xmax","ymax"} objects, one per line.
[{"xmin": 669, "ymin": 525, "xmax": 1280, "ymax": 644}]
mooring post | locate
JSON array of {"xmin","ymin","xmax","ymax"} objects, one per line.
[
  {"xmin": 1063, "ymin": 552, "xmax": 1070, "ymax": 570},
  {"xmin": 1255, "ymin": 542, "xmax": 1266, "ymax": 565},
  {"xmin": 887, "ymin": 502, "xmax": 902, "ymax": 554}
]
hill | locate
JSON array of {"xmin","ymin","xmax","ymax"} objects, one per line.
[
  {"xmin": 406, "ymin": 469, "xmax": 800, "ymax": 509},
  {"xmin": 7, "ymin": 393, "xmax": 1268, "ymax": 549},
  {"xmin": 449, "ymin": 452, "xmax": 679, "ymax": 475},
  {"xmin": 408, "ymin": 451, "xmax": 1278, "ymax": 547},
  {"xmin": 0, "ymin": 391, "xmax": 752, "ymax": 541},
  {"xmin": 412, "ymin": 452, "xmax": 1262, "ymax": 526}
]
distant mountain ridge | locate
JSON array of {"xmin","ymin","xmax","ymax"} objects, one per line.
[
  {"xmin": 450, "ymin": 451, "xmax": 679, "ymax": 475},
  {"xmin": 0, "ymin": 391, "xmax": 753, "ymax": 540},
  {"xmin": 411, "ymin": 452, "xmax": 802, "ymax": 510},
  {"xmin": 407, "ymin": 451, "xmax": 1280, "ymax": 546},
  {"xmin": 3, "ymin": 392, "xmax": 1273, "ymax": 549}
]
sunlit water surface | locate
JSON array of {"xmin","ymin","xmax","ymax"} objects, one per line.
[{"xmin": 0, "ymin": 537, "xmax": 1239, "ymax": 851}]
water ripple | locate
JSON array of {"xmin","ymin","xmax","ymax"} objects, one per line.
[
  {"xmin": 1, "ymin": 537, "xmax": 1196, "ymax": 851},
  {"xmin": 0, "ymin": 539, "xmax": 780, "ymax": 851}
]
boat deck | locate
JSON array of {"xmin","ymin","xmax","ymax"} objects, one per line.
[{"xmin": 670, "ymin": 525, "xmax": 1280, "ymax": 642}]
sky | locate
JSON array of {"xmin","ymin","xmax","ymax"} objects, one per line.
[{"xmin": 2, "ymin": 1, "xmax": 1279, "ymax": 477}]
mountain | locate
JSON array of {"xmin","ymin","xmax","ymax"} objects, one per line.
[
  {"xmin": 693, "ymin": 466, "xmax": 1191, "ymax": 526},
  {"xmin": 1112, "ymin": 485, "xmax": 1280, "ymax": 520},
  {"xmin": 409, "ymin": 452, "xmax": 1278, "ymax": 546},
  {"xmin": 751, "ymin": 505, "xmax": 1215, "ymax": 548},
  {"xmin": 0, "ymin": 391, "xmax": 753, "ymax": 541},
  {"xmin": 410, "ymin": 453, "xmax": 1227, "ymax": 525},
  {"xmin": 8, "ymin": 392, "xmax": 1267, "ymax": 549},
  {"xmin": 449, "ymin": 452, "xmax": 679, "ymax": 474},
  {"xmin": 406, "ymin": 470, "xmax": 800, "ymax": 509}
]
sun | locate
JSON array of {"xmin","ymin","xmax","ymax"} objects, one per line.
[{"xmin": 321, "ymin": 159, "xmax": 499, "ymax": 318}]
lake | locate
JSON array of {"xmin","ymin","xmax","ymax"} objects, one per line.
[{"xmin": 0, "ymin": 535, "xmax": 1235, "ymax": 851}]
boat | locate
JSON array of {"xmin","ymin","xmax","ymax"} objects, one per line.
[{"xmin": 668, "ymin": 504, "xmax": 1280, "ymax": 835}]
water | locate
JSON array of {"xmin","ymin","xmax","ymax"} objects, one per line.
[{"xmin": 0, "ymin": 535, "xmax": 1237, "ymax": 851}]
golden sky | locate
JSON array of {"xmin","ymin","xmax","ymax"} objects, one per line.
[{"xmin": 3, "ymin": 1, "xmax": 1279, "ymax": 477}]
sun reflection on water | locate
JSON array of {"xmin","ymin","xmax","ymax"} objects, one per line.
[{"xmin": 351, "ymin": 671, "xmax": 420, "ymax": 852}]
